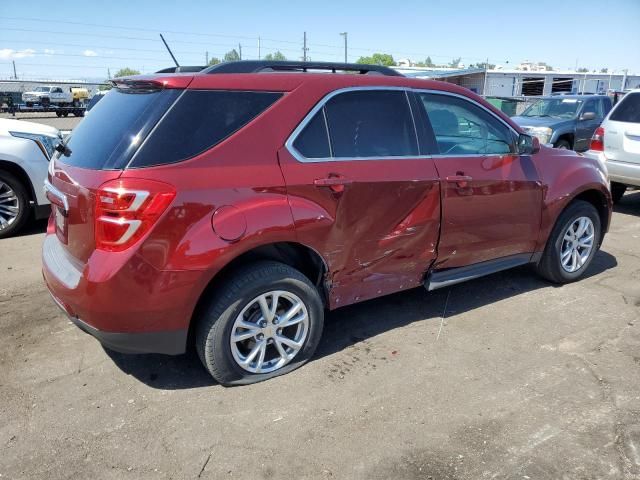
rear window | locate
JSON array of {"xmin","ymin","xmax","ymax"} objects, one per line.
[
  {"xmin": 130, "ymin": 90, "xmax": 282, "ymax": 168},
  {"xmin": 59, "ymin": 88, "xmax": 180, "ymax": 170},
  {"xmin": 610, "ymin": 92, "xmax": 640, "ymax": 123}
]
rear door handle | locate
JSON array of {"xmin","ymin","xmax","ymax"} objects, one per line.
[
  {"xmin": 313, "ymin": 176, "xmax": 353, "ymax": 186},
  {"xmin": 445, "ymin": 175, "xmax": 473, "ymax": 187}
]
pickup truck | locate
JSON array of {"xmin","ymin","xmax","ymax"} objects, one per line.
[
  {"xmin": 511, "ymin": 94, "xmax": 612, "ymax": 151},
  {"xmin": 22, "ymin": 86, "xmax": 88, "ymax": 108}
]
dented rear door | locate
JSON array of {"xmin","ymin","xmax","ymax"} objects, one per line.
[{"xmin": 279, "ymin": 88, "xmax": 440, "ymax": 309}]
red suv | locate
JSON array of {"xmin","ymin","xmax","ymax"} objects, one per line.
[{"xmin": 43, "ymin": 61, "xmax": 612, "ymax": 385}]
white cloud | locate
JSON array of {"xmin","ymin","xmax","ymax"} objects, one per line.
[
  {"xmin": 0, "ymin": 48, "xmax": 36, "ymax": 59},
  {"xmin": 83, "ymin": 49, "xmax": 98, "ymax": 57},
  {"xmin": 44, "ymin": 49, "xmax": 56, "ymax": 55}
]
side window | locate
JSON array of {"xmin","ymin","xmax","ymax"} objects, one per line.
[
  {"xmin": 417, "ymin": 93, "xmax": 514, "ymax": 155},
  {"xmin": 323, "ymin": 90, "xmax": 418, "ymax": 158},
  {"xmin": 609, "ymin": 92, "xmax": 640, "ymax": 123},
  {"xmin": 293, "ymin": 110, "xmax": 331, "ymax": 158},
  {"xmin": 582, "ymin": 100, "xmax": 599, "ymax": 117},
  {"xmin": 132, "ymin": 90, "xmax": 282, "ymax": 167}
]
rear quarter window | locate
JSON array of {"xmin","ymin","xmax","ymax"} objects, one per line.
[
  {"xmin": 610, "ymin": 92, "xmax": 640, "ymax": 123},
  {"xmin": 130, "ymin": 90, "xmax": 282, "ymax": 168}
]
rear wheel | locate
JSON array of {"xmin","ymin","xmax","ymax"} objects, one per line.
[
  {"xmin": 554, "ymin": 139, "xmax": 572, "ymax": 150},
  {"xmin": 0, "ymin": 172, "xmax": 29, "ymax": 238},
  {"xmin": 611, "ymin": 182, "xmax": 627, "ymax": 204},
  {"xmin": 536, "ymin": 200, "xmax": 601, "ymax": 283},
  {"xmin": 196, "ymin": 261, "xmax": 324, "ymax": 386}
]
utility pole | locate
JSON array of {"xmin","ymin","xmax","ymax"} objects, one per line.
[
  {"xmin": 238, "ymin": 43, "xmax": 242, "ymax": 60},
  {"xmin": 12, "ymin": 60, "xmax": 17, "ymax": 79},
  {"xmin": 107, "ymin": 68, "xmax": 111, "ymax": 79},
  {"xmin": 339, "ymin": 32, "xmax": 348, "ymax": 63},
  {"xmin": 206, "ymin": 51, "xmax": 209, "ymax": 65},
  {"xmin": 303, "ymin": 31, "xmax": 308, "ymax": 62},
  {"xmin": 258, "ymin": 37, "xmax": 261, "ymax": 60},
  {"xmin": 482, "ymin": 57, "xmax": 489, "ymax": 96}
]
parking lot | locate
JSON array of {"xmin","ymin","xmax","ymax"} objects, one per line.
[{"xmin": 0, "ymin": 192, "xmax": 637, "ymax": 479}]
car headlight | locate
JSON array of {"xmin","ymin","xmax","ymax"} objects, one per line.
[
  {"xmin": 10, "ymin": 131, "xmax": 60, "ymax": 160},
  {"xmin": 523, "ymin": 126, "xmax": 552, "ymax": 145}
]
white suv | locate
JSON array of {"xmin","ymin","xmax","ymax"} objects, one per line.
[
  {"xmin": 0, "ymin": 118, "xmax": 61, "ymax": 237},
  {"xmin": 585, "ymin": 89, "xmax": 640, "ymax": 203}
]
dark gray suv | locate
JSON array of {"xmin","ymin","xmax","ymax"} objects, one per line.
[{"xmin": 511, "ymin": 95, "xmax": 612, "ymax": 151}]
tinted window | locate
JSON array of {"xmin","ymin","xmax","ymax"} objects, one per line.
[
  {"xmin": 324, "ymin": 90, "xmax": 418, "ymax": 158},
  {"xmin": 610, "ymin": 92, "xmax": 640, "ymax": 123},
  {"xmin": 132, "ymin": 90, "xmax": 282, "ymax": 167},
  {"xmin": 582, "ymin": 99, "xmax": 602, "ymax": 118},
  {"xmin": 59, "ymin": 89, "xmax": 180, "ymax": 170},
  {"xmin": 293, "ymin": 110, "xmax": 331, "ymax": 158},
  {"xmin": 418, "ymin": 93, "xmax": 514, "ymax": 155}
]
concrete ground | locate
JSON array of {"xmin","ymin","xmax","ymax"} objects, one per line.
[
  {"xmin": 0, "ymin": 193, "xmax": 639, "ymax": 479},
  {"xmin": 0, "ymin": 112, "xmax": 82, "ymax": 132}
]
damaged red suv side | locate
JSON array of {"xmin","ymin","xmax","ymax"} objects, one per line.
[{"xmin": 43, "ymin": 61, "xmax": 612, "ymax": 385}]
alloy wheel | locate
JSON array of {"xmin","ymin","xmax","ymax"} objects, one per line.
[
  {"xmin": 560, "ymin": 216, "xmax": 595, "ymax": 273},
  {"xmin": 0, "ymin": 181, "xmax": 20, "ymax": 231},
  {"xmin": 230, "ymin": 290, "xmax": 309, "ymax": 374}
]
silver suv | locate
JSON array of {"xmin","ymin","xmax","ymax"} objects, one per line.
[
  {"xmin": 585, "ymin": 89, "xmax": 640, "ymax": 203},
  {"xmin": 0, "ymin": 118, "xmax": 61, "ymax": 237}
]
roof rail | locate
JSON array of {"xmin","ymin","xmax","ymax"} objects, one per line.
[
  {"xmin": 155, "ymin": 66, "xmax": 207, "ymax": 73},
  {"xmin": 202, "ymin": 60, "xmax": 402, "ymax": 76}
]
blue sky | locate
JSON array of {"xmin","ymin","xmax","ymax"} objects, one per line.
[{"xmin": 1, "ymin": 0, "xmax": 639, "ymax": 80}]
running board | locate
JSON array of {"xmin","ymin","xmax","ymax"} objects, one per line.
[{"xmin": 424, "ymin": 253, "xmax": 534, "ymax": 291}]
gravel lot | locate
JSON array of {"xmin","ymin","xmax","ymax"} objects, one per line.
[
  {"xmin": 0, "ymin": 188, "xmax": 639, "ymax": 478},
  {"xmin": 0, "ymin": 112, "xmax": 82, "ymax": 131}
]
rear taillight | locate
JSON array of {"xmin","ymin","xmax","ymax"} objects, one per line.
[
  {"xmin": 95, "ymin": 178, "xmax": 175, "ymax": 252},
  {"xmin": 590, "ymin": 127, "xmax": 605, "ymax": 152}
]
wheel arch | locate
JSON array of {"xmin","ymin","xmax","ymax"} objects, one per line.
[
  {"xmin": 571, "ymin": 188, "xmax": 610, "ymax": 241},
  {"xmin": 187, "ymin": 241, "xmax": 329, "ymax": 347},
  {"xmin": 0, "ymin": 160, "xmax": 35, "ymax": 202},
  {"xmin": 555, "ymin": 132, "xmax": 574, "ymax": 148}
]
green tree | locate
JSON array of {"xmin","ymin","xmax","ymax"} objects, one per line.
[
  {"xmin": 576, "ymin": 67, "xmax": 589, "ymax": 73},
  {"xmin": 113, "ymin": 67, "xmax": 140, "ymax": 78},
  {"xmin": 356, "ymin": 53, "xmax": 395, "ymax": 66},
  {"xmin": 600, "ymin": 67, "xmax": 608, "ymax": 73},
  {"xmin": 207, "ymin": 57, "xmax": 221, "ymax": 66},
  {"xmin": 264, "ymin": 51, "xmax": 287, "ymax": 61},
  {"xmin": 470, "ymin": 62, "xmax": 495, "ymax": 70},
  {"xmin": 224, "ymin": 49, "xmax": 241, "ymax": 62},
  {"xmin": 449, "ymin": 57, "xmax": 461, "ymax": 68},
  {"xmin": 425, "ymin": 56, "xmax": 435, "ymax": 67}
]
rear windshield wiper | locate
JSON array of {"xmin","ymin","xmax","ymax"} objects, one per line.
[{"xmin": 55, "ymin": 140, "xmax": 72, "ymax": 157}]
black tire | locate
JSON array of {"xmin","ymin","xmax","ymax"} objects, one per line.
[
  {"xmin": 554, "ymin": 139, "xmax": 572, "ymax": 150},
  {"xmin": 0, "ymin": 171, "xmax": 30, "ymax": 239},
  {"xmin": 55, "ymin": 111, "xmax": 62, "ymax": 118},
  {"xmin": 611, "ymin": 182, "xmax": 627, "ymax": 204},
  {"xmin": 535, "ymin": 200, "xmax": 601, "ymax": 284},
  {"xmin": 196, "ymin": 261, "xmax": 324, "ymax": 386}
]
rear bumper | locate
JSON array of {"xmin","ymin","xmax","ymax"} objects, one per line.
[
  {"xmin": 48, "ymin": 289, "xmax": 187, "ymax": 354},
  {"xmin": 584, "ymin": 150, "xmax": 640, "ymax": 187},
  {"xmin": 42, "ymin": 233, "xmax": 205, "ymax": 355}
]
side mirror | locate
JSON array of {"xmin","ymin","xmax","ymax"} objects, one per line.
[
  {"xmin": 580, "ymin": 111, "xmax": 596, "ymax": 121},
  {"xmin": 518, "ymin": 134, "xmax": 540, "ymax": 155}
]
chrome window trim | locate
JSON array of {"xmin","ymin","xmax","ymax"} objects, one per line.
[{"xmin": 285, "ymin": 86, "xmax": 520, "ymax": 163}]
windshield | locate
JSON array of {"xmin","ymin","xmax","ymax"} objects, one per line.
[
  {"xmin": 521, "ymin": 98, "xmax": 584, "ymax": 119},
  {"xmin": 34, "ymin": 87, "xmax": 51, "ymax": 92},
  {"xmin": 58, "ymin": 88, "xmax": 180, "ymax": 170}
]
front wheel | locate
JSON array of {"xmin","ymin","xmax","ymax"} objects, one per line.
[
  {"xmin": 196, "ymin": 261, "xmax": 324, "ymax": 386},
  {"xmin": 554, "ymin": 139, "xmax": 572, "ymax": 150},
  {"xmin": 536, "ymin": 200, "xmax": 601, "ymax": 283},
  {"xmin": 0, "ymin": 172, "xmax": 29, "ymax": 238}
]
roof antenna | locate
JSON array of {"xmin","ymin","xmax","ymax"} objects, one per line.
[{"xmin": 159, "ymin": 33, "xmax": 180, "ymax": 68}]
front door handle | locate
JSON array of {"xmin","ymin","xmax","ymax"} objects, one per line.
[{"xmin": 445, "ymin": 175, "xmax": 473, "ymax": 188}]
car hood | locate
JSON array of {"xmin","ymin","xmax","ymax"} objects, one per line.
[
  {"xmin": 0, "ymin": 118, "xmax": 60, "ymax": 137},
  {"xmin": 511, "ymin": 116, "xmax": 570, "ymax": 129}
]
